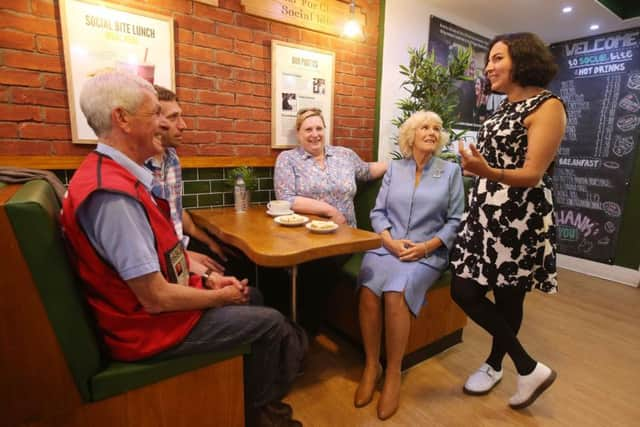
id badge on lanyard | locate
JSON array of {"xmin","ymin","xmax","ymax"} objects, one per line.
[{"xmin": 165, "ymin": 242, "xmax": 189, "ymax": 286}]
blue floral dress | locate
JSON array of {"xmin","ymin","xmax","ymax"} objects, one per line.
[{"xmin": 274, "ymin": 145, "xmax": 371, "ymax": 227}]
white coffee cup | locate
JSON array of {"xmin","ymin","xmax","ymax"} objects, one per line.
[{"xmin": 268, "ymin": 200, "xmax": 291, "ymax": 213}]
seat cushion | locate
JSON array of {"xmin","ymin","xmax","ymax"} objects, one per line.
[
  {"xmin": 91, "ymin": 345, "xmax": 249, "ymax": 401},
  {"xmin": 342, "ymin": 252, "xmax": 364, "ymax": 280},
  {"xmin": 353, "ymin": 178, "xmax": 382, "ymax": 231},
  {"xmin": 341, "ymin": 252, "xmax": 451, "ymax": 292}
]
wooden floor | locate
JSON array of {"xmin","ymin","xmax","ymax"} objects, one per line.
[{"xmin": 284, "ymin": 268, "xmax": 640, "ymax": 426}]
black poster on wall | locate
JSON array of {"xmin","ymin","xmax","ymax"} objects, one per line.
[{"xmin": 549, "ymin": 28, "xmax": 640, "ymax": 263}]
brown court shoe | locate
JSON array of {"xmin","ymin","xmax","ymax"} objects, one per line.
[
  {"xmin": 354, "ymin": 362, "xmax": 383, "ymax": 408},
  {"xmin": 377, "ymin": 371, "xmax": 401, "ymax": 420},
  {"xmin": 264, "ymin": 401, "xmax": 293, "ymax": 418}
]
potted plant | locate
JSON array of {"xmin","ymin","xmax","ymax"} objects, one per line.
[
  {"xmin": 390, "ymin": 44, "xmax": 473, "ymax": 161},
  {"xmin": 226, "ymin": 166, "xmax": 257, "ymax": 189},
  {"xmin": 226, "ymin": 166, "xmax": 258, "ymax": 206}
]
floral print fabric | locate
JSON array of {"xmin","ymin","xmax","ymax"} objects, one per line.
[{"xmin": 274, "ymin": 145, "xmax": 370, "ymax": 227}]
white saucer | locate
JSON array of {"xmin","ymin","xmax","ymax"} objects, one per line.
[
  {"xmin": 306, "ymin": 220, "xmax": 339, "ymax": 234},
  {"xmin": 274, "ymin": 214, "xmax": 309, "ymax": 226},
  {"xmin": 266, "ymin": 209, "xmax": 294, "ymax": 217}
]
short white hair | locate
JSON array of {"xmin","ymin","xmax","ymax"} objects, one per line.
[
  {"xmin": 398, "ymin": 111, "xmax": 449, "ymax": 159},
  {"xmin": 79, "ymin": 71, "xmax": 155, "ymax": 137}
]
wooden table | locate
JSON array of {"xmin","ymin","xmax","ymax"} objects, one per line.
[{"xmin": 190, "ymin": 206, "xmax": 381, "ymax": 321}]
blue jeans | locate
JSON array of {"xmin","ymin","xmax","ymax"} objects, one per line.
[{"xmin": 156, "ymin": 288, "xmax": 307, "ymax": 408}]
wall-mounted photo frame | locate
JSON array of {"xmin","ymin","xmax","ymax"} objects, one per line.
[
  {"xmin": 59, "ymin": 0, "xmax": 175, "ymax": 144},
  {"xmin": 271, "ymin": 41, "xmax": 335, "ymax": 149}
]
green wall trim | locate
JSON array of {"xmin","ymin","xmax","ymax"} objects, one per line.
[
  {"xmin": 373, "ymin": 0, "xmax": 386, "ymax": 160},
  {"xmin": 613, "ymin": 147, "xmax": 640, "ymax": 269},
  {"xmin": 596, "ymin": 0, "xmax": 640, "ymax": 20}
]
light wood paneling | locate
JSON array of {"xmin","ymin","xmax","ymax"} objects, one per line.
[
  {"xmin": 405, "ymin": 285, "xmax": 467, "ymax": 355},
  {"xmin": 14, "ymin": 359, "xmax": 244, "ymax": 427},
  {"xmin": 1, "ymin": 185, "xmax": 83, "ymax": 425},
  {"xmin": 326, "ymin": 281, "xmax": 467, "ymax": 362},
  {"xmin": 285, "ymin": 268, "xmax": 640, "ymax": 426}
]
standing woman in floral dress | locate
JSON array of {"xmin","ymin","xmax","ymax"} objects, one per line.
[{"xmin": 450, "ymin": 32, "xmax": 567, "ymax": 410}]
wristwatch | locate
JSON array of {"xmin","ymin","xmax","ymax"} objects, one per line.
[{"xmin": 202, "ymin": 268, "xmax": 213, "ymax": 281}]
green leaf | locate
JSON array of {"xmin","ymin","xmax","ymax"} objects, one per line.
[
  {"xmin": 225, "ymin": 166, "xmax": 258, "ymax": 191},
  {"xmin": 392, "ymin": 44, "xmax": 473, "ymax": 135}
]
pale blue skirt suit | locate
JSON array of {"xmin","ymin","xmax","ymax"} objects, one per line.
[{"xmin": 358, "ymin": 157, "xmax": 465, "ymax": 316}]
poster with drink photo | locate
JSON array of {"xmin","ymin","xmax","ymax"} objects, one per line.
[{"xmin": 59, "ymin": 0, "xmax": 175, "ymax": 143}]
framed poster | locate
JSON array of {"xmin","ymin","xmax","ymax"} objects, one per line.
[
  {"xmin": 428, "ymin": 16, "xmax": 501, "ymax": 130},
  {"xmin": 59, "ymin": 0, "xmax": 175, "ymax": 144},
  {"xmin": 271, "ymin": 41, "xmax": 335, "ymax": 149}
]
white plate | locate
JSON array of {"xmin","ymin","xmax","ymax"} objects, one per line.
[
  {"xmin": 274, "ymin": 214, "xmax": 309, "ymax": 226},
  {"xmin": 266, "ymin": 209, "xmax": 294, "ymax": 217},
  {"xmin": 306, "ymin": 220, "xmax": 339, "ymax": 234}
]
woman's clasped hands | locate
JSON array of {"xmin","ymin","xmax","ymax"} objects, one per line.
[{"xmin": 383, "ymin": 236, "xmax": 428, "ymax": 262}]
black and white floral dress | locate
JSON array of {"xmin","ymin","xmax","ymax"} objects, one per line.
[{"xmin": 451, "ymin": 90, "xmax": 560, "ymax": 293}]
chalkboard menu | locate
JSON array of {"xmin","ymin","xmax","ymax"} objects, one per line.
[{"xmin": 549, "ymin": 28, "xmax": 640, "ymax": 263}]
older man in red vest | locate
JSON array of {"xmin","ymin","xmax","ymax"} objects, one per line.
[{"xmin": 60, "ymin": 71, "xmax": 306, "ymax": 427}]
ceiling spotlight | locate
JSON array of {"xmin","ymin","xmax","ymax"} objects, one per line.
[
  {"xmin": 590, "ymin": 24, "xmax": 600, "ymax": 31},
  {"xmin": 562, "ymin": 6, "xmax": 573, "ymax": 13}
]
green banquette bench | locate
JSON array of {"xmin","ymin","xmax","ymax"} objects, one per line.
[
  {"xmin": 326, "ymin": 175, "xmax": 472, "ymax": 369},
  {"xmin": 0, "ymin": 180, "xmax": 249, "ymax": 427}
]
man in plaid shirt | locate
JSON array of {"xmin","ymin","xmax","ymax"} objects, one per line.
[{"xmin": 145, "ymin": 85, "xmax": 226, "ymax": 278}]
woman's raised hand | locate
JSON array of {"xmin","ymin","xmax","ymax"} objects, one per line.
[{"xmin": 458, "ymin": 141, "xmax": 490, "ymax": 178}]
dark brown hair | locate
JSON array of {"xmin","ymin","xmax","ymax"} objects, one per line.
[
  {"xmin": 153, "ymin": 85, "xmax": 178, "ymax": 102},
  {"xmin": 486, "ymin": 32, "xmax": 558, "ymax": 87}
]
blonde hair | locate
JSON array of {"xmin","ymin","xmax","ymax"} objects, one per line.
[
  {"xmin": 296, "ymin": 108, "xmax": 326, "ymax": 130},
  {"xmin": 398, "ymin": 111, "xmax": 448, "ymax": 158}
]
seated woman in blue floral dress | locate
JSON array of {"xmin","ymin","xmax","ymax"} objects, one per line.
[
  {"xmin": 273, "ymin": 108, "xmax": 387, "ymax": 334},
  {"xmin": 274, "ymin": 108, "xmax": 387, "ymax": 226},
  {"xmin": 355, "ymin": 111, "xmax": 465, "ymax": 420}
]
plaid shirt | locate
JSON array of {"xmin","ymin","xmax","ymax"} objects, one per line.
[{"xmin": 145, "ymin": 148, "xmax": 187, "ymax": 246}]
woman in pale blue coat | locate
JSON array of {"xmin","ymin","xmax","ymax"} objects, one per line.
[{"xmin": 354, "ymin": 111, "xmax": 465, "ymax": 420}]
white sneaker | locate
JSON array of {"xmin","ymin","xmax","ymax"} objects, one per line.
[
  {"xmin": 509, "ymin": 362, "xmax": 557, "ymax": 409},
  {"xmin": 463, "ymin": 363, "xmax": 503, "ymax": 395}
]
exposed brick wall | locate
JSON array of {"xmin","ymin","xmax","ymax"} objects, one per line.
[{"xmin": 0, "ymin": 0, "xmax": 381, "ymax": 162}]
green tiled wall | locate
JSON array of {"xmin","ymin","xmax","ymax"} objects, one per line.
[
  {"xmin": 52, "ymin": 167, "xmax": 276, "ymax": 209},
  {"xmin": 182, "ymin": 167, "xmax": 275, "ymax": 208}
]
